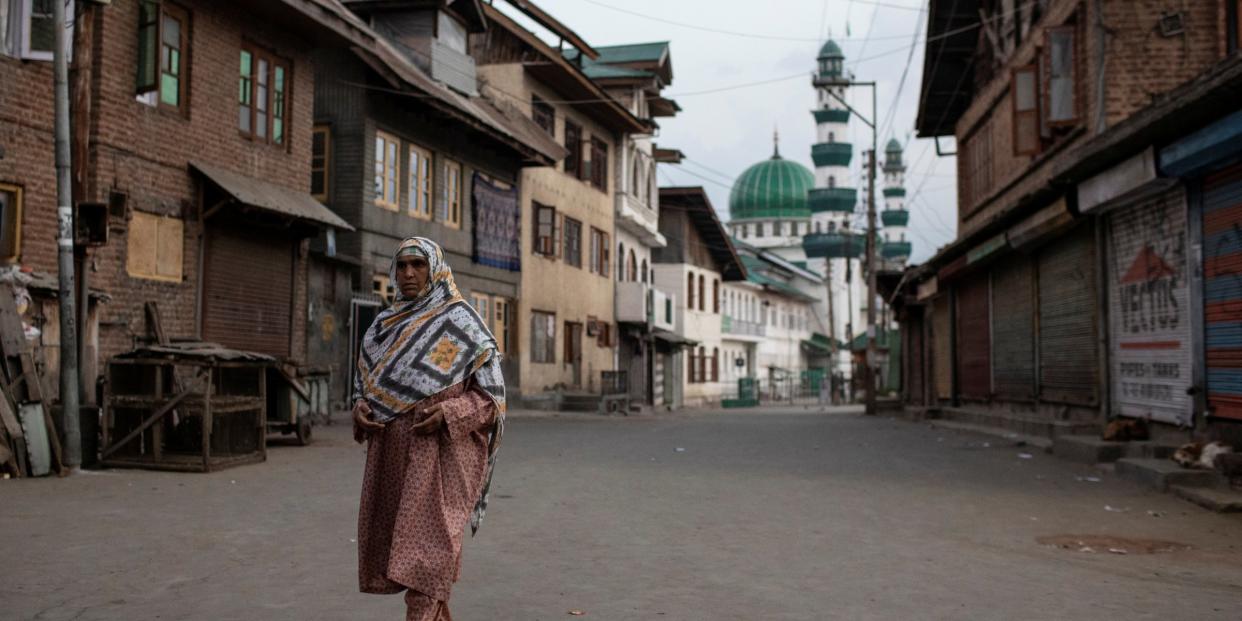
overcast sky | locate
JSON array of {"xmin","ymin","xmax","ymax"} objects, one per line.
[{"xmin": 496, "ymin": 0, "xmax": 959, "ymax": 263}]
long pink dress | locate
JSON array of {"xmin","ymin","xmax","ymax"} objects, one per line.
[{"xmin": 357, "ymin": 382, "xmax": 496, "ymax": 618}]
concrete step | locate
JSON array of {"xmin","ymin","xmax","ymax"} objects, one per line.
[
  {"xmin": 560, "ymin": 394, "xmax": 603, "ymax": 412},
  {"xmin": 936, "ymin": 407, "xmax": 1097, "ymax": 441},
  {"xmin": 1052, "ymin": 436, "xmax": 1182, "ymax": 464},
  {"xmin": 1115, "ymin": 458, "xmax": 1224, "ymax": 492},
  {"xmin": 1170, "ymin": 484, "xmax": 1242, "ymax": 513},
  {"xmin": 929, "ymin": 419, "xmax": 1052, "ymax": 450}
]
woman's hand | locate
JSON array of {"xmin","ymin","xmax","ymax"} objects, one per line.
[
  {"xmin": 411, "ymin": 403, "xmax": 447, "ymax": 435},
  {"xmin": 353, "ymin": 399, "xmax": 384, "ymax": 443}
]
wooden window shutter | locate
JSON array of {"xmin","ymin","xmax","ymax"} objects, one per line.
[
  {"xmin": 1045, "ymin": 25, "xmax": 1079, "ymax": 126},
  {"xmin": 553, "ymin": 211, "xmax": 563, "ymax": 259},
  {"xmin": 1011, "ymin": 66, "xmax": 1040, "ymax": 156},
  {"xmin": 136, "ymin": 0, "xmax": 161, "ymax": 93}
]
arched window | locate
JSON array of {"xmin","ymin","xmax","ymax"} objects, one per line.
[
  {"xmin": 697, "ymin": 274, "xmax": 705, "ymax": 311},
  {"xmin": 631, "ymin": 157, "xmax": 640, "ymax": 197},
  {"xmin": 828, "ymin": 131, "xmax": 835, "ymax": 143},
  {"xmin": 641, "ymin": 259, "xmax": 648, "ymax": 283},
  {"xmin": 687, "ymin": 272, "xmax": 695, "ymax": 309},
  {"xmin": 828, "ymin": 221, "xmax": 836, "ymax": 232},
  {"xmin": 814, "ymin": 221, "xmax": 821, "ymax": 234},
  {"xmin": 646, "ymin": 164, "xmax": 655, "ymax": 204},
  {"xmin": 712, "ymin": 279, "xmax": 720, "ymax": 313},
  {"xmin": 627, "ymin": 249, "xmax": 637, "ymax": 281},
  {"xmin": 712, "ymin": 347, "xmax": 720, "ymax": 382},
  {"xmin": 617, "ymin": 242, "xmax": 625, "ymax": 280},
  {"xmin": 828, "ymin": 176, "xmax": 836, "ymax": 189}
]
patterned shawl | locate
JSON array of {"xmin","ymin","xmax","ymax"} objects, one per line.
[{"xmin": 354, "ymin": 237, "xmax": 506, "ymax": 534}]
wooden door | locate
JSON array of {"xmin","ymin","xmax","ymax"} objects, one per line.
[{"xmin": 565, "ymin": 322, "xmax": 582, "ymax": 387}]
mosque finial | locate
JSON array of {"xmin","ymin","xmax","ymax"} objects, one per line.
[{"xmin": 772, "ymin": 127, "xmax": 780, "ymax": 159}]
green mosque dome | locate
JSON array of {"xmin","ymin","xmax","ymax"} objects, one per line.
[
  {"xmin": 729, "ymin": 147, "xmax": 815, "ymax": 220},
  {"xmin": 886, "ymin": 138, "xmax": 902, "ymax": 152},
  {"xmin": 818, "ymin": 39, "xmax": 843, "ymax": 59}
]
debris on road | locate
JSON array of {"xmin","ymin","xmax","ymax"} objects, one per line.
[
  {"xmin": 1037, "ymin": 534, "xmax": 1190, "ymax": 555},
  {"xmin": 1018, "ymin": 453, "xmax": 1033, "ymax": 459},
  {"xmin": 1104, "ymin": 505, "xmax": 1128, "ymax": 512},
  {"xmin": 568, "ymin": 610, "xmax": 586, "ymax": 616},
  {"xmin": 675, "ymin": 447, "xmax": 685, "ymax": 453}
]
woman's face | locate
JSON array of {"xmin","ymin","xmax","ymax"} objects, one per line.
[{"xmin": 395, "ymin": 255, "xmax": 430, "ymax": 298}]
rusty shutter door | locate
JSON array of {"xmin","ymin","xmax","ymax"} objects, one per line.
[
  {"xmin": 955, "ymin": 275, "xmax": 991, "ymax": 399},
  {"xmin": 203, "ymin": 223, "xmax": 294, "ymax": 358},
  {"xmin": 932, "ymin": 295, "xmax": 952, "ymax": 400},
  {"xmin": 991, "ymin": 255, "xmax": 1036, "ymax": 399},
  {"xmin": 1202, "ymin": 164, "xmax": 1242, "ymax": 420},
  {"xmin": 1037, "ymin": 223, "xmax": 1099, "ymax": 405},
  {"xmin": 1106, "ymin": 187, "xmax": 1193, "ymax": 424}
]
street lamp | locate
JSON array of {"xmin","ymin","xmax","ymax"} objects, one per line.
[{"xmin": 815, "ymin": 75, "xmax": 879, "ymax": 417}]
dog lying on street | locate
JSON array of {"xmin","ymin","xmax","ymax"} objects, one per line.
[{"xmin": 1171, "ymin": 441, "xmax": 1234, "ymax": 470}]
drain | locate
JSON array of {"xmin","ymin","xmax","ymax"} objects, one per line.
[{"xmin": 1036, "ymin": 534, "xmax": 1191, "ymax": 555}]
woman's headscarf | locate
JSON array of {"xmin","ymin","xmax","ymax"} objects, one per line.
[{"xmin": 354, "ymin": 237, "xmax": 506, "ymax": 533}]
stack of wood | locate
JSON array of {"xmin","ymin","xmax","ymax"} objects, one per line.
[{"xmin": 0, "ymin": 282, "xmax": 64, "ymax": 478}]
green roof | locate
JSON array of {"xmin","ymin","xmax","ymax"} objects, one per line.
[
  {"xmin": 886, "ymin": 138, "xmax": 902, "ymax": 152},
  {"xmin": 592, "ymin": 42, "xmax": 670, "ymax": 64},
  {"xmin": 728, "ymin": 154, "xmax": 814, "ymax": 220},
  {"xmin": 818, "ymin": 39, "xmax": 843, "ymax": 59},
  {"xmin": 577, "ymin": 63, "xmax": 652, "ymax": 79}
]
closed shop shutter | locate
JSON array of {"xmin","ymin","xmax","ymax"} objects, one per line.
[
  {"xmin": 905, "ymin": 312, "xmax": 925, "ymax": 405},
  {"xmin": 1201, "ymin": 164, "xmax": 1242, "ymax": 420},
  {"xmin": 203, "ymin": 223, "xmax": 295, "ymax": 358},
  {"xmin": 955, "ymin": 276, "xmax": 991, "ymax": 399},
  {"xmin": 991, "ymin": 255, "xmax": 1036, "ymax": 399},
  {"xmin": 932, "ymin": 295, "xmax": 952, "ymax": 400},
  {"xmin": 1037, "ymin": 223, "xmax": 1099, "ymax": 405},
  {"xmin": 1106, "ymin": 187, "xmax": 1193, "ymax": 424}
]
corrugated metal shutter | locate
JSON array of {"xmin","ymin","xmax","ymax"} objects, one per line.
[
  {"xmin": 991, "ymin": 255, "xmax": 1036, "ymax": 399},
  {"xmin": 933, "ymin": 295, "xmax": 952, "ymax": 400},
  {"xmin": 905, "ymin": 312, "xmax": 925, "ymax": 405},
  {"xmin": 203, "ymin": 223, "xmax": 295, "ymax": 358},
  {"xmin": 1037, "ymin": 223, "xmax": 1099, "ymax": 405},
  {"xmin": 1202, "ymin": 164, "xmax": 1242, "ymax": 420},
  {"xmin": 956, "ymin": 276, "xmax": 991, "ymax": 399},
  {"xmin": 1106, "ymin": 187, "xmax": 1193, "ymax": 424}
]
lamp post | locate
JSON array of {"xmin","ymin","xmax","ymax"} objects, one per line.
[{"xmin": 815, "ymin": 78, "xmax": 878, "ymax": 416}]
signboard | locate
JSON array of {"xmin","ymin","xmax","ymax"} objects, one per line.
[{"xmin": 1106, "ymin": 189, "xmax": 1192, "ymax": 425}]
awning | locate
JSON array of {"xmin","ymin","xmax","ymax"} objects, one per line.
[
  {"xmin": 652, "ymin": 328, "xmax": 697, "ymax": 348},
  {"xmin": 190, "ymin": 162, "xmax": 354, "ymax": 231}
]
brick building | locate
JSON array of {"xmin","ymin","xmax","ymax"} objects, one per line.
[
  {"xmin": 893, "ymin": 0, "xmax": 1242, "ymax": 444},
  {"xmin": 0, "ymin": 0, "xmax": 369, "ymax": 455}
]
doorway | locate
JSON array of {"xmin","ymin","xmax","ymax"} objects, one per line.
[{"xmin": 564, "ymin": 321, "xmax": 583, "ymax": 388}]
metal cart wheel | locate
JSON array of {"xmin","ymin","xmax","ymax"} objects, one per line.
[{"xmin": 295, "ymin": 416, "xmax": 313, "ymax": 446}]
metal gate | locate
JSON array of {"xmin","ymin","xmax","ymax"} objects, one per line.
[
  {"xmin": 202, "ymin": 223, "xmax": 294, "ymax": 358},
  {"xmin": 932, "ymin": 295, "xmax": 952, "ymax": 400},
  {"xmin": 991, "ymin": 255, "xmax": 1036, "ymax": 399},
  {"xmin": 1106, "ymin": 187, "xmax": 1193, "ymax": 424},
  {"xmin": 1037, "ymin": 223, "xmax": 1099, "ymax": 405},
  {"xmin": 1202, "ymin": 164, "xmax": 1242, "ymax": 420},
  {"xmin": 956, "ymin": 275, "xmax": 991, "ymax": 399}
]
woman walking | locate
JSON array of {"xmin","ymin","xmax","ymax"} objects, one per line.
[{"xmin": 353, "ymin": 237, "xmax": 505, "ymax": 620}]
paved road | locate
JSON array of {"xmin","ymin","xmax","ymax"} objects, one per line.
[{"xmin": 2, "ymin": 406, "xmax": 1241, "ymax": 620}]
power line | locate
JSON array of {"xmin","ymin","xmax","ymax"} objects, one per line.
[{"xmin": 877, "ymin": 5, "xmax": 926, "ymax": 142}]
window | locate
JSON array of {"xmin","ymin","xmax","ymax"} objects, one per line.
[
  {"xmin": 698, "ymin": 347, "xmax": 707, "ymax": 384},
  {"xmin": 373, "ymin": 131, "xmax": 400, "ymax": 210},
  {"xmin": 530, "ymin": 310, "xmax": 556, "ymax": 363},
  {"xmin": 533, "ymin": 202, "xmax": 558, "ymax": 257},
  {"xmin": 617, "ymin": 242, "xmax": 625, "ymax": 280},
  {"xmin": 627, "ymin": 249, "xmax": 637, "ymax": 281},
  {"xmin": 590, "ymin": 138, "xmax": 608, "ymax": 191},
  {"xmin": 589, "ymin": 227, "xmax": 610, "ymax": 276},
  {"xmin": 135, "ymin": 2, "xmax": 187, "ymax": 109},
  {"xmin": 1011, "ymin": 65, "xmax": 1039, "ymax": 156},
  {"xmin": 713, "ymin": 279, "xmax": 720, "ymax": 313},
  {"xmin": 1045, "ymin": 25, "xmax": 1078, "ymax": 126},
  {"xmin": 757, "ymin": 222, "xmax": 766, "ymax": 237},
  {"xmin": 239, "ymin": 46, "xmax": 290, "ymax": 145},
  {"xmin": 665, "ymin": 298, "xmax": 673, "ymax": 324},
  {"xmin": 470, "ymin": 292, "xmax": 491, "ymax": 326},
  {"xmin": 563, "ymin": 216, "xmax": 582, "ymax": 267},
  {"xmin": 0, "ymin": 183, "xmax": 23, "ymax": 262},
  {"xmin": 712, "ymin": 347, "xmax": 719, "ymax": 382},
  {"xmin": 964, "ymin": 124, "xmax": 995, "ymax": 209},
  {"xmin": 372, "ymin": 275, "xmax": 393, "ymax": 304},
  {"xmin": 442, "ymin": 159, "xmax": 462, "ymax": 228},
  {"xmin": 408, "ymin": 143, "xmax": 432, "ymax": 219},
  {"xmin": 564, "ymin": 120, "xmax": 582, "ymax": 178},
  {"xmin": 7, "ymin": 0, "xmax": 71, "ymax": 61},
  {"xmin": 740, "ymin": 224, "xmax": 748, "ymax": 239},
  {"xmin": 687, "ymin": 272, "xmax": 695, "ymax": 309},
  {"xmin": 311, "ymin": 125, "xmax": 330, "ymax": 202},
  {"xmin": 491, "ymin": 297, "xmax": 510, "ymax": 354},
  {"xmin": 641, "ymin": 259, "xmax": 648, "ymax": 283},
  {"xmin": 532, "ymin": 96, "xmax": 554, "ymax": 135},
  {"xmin": 126, "ymin": 211, "xmax": 183, "ymax": 282},
  {"xmin": 697, "ymin": 274, "xmax": 705, "ymax": 311}
]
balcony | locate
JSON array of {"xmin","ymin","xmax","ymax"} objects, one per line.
[
  {"xmin": 808, "ymin": 187, "xmax": 857, "ymax": 214},
  {"xmin": 803, "ymin": 232, "xmax": 865, "ymax": 259},
  {"xmin": 651, "ymin": 288, "xmax": 676, "ymax": 332},
  {"xmin": 882, "ymin": 187, "xmax": 906, "ymax": 198},
  {"xmin": 811, "ymin": 142, "xmax": 853, "ymax": 167},
  {"xmin": 813, "ymin": 108, "xmax": 850, "ymax": 124},
  {"xmin": 616, "ymin": 194, "xmax": 666, "ymax": 247},
  {"xmin": 881, "ymin": 209, "xmax": 909, "ymax": 227},
  {"xmin": 722, "ymin": 315, "xmax": 766, "ymax": 339},
  {"xmin": 882, "ymin": 240, "xmax": 913, "ymax": 259},
  {"xmin": 616, "ymin": 281, "xmax": 650, "ymax": 324}
]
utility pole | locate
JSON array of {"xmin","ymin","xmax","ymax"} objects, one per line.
[
  {"xmin": 54, "ymin": 0, "xmax": 82, "ymax": 468},
  {"xmin": 826, "ymin": 258, "xmax": 837, "ymax": 404}
]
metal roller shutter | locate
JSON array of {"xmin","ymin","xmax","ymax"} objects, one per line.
[
  {"xmin": 933, "ymin": 295, "xmax": 952, "ymax": 400},
  {"xmin": 956, "ymin": 276, "xmax": 991, "ymax": 399},
  {"xmin": 1202, "ymin": 164, "xmax": 1242, "ymax": 420},
  {"xmin": 1106, "ymin": 187, "xmax": 1193, "ymax": 424},
  {"xmin": 203, "ymin": 223, "xmax": 295, "ymax": 358},
  {"xmin": 906, "ymin": 312, "xmax": 926, "ymax": 405},
  {"xmin": 991, "ymin": 255, "xmax": 1036, "ymax": 399},
  {"xmin": 1037, "ymin": 223, "xmax": 1099, "ymax": 405}
]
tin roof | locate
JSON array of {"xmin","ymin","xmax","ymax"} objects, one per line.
[{"xmin": 190, "ymin": 162, "xmax": 354, "ymax": 231}]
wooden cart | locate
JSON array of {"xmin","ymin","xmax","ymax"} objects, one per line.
[{"xmin": 101, "ymin": 343, "xmax": 273, "ymax": 472}]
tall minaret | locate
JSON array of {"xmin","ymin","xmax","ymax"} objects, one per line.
[
  {"xmin": 880, "ymin": 138, "xmax": 910, "ymax": 265},
  {"xmin": 809, "ymin": 39, "xmax": 855, "ymax": 235}
]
